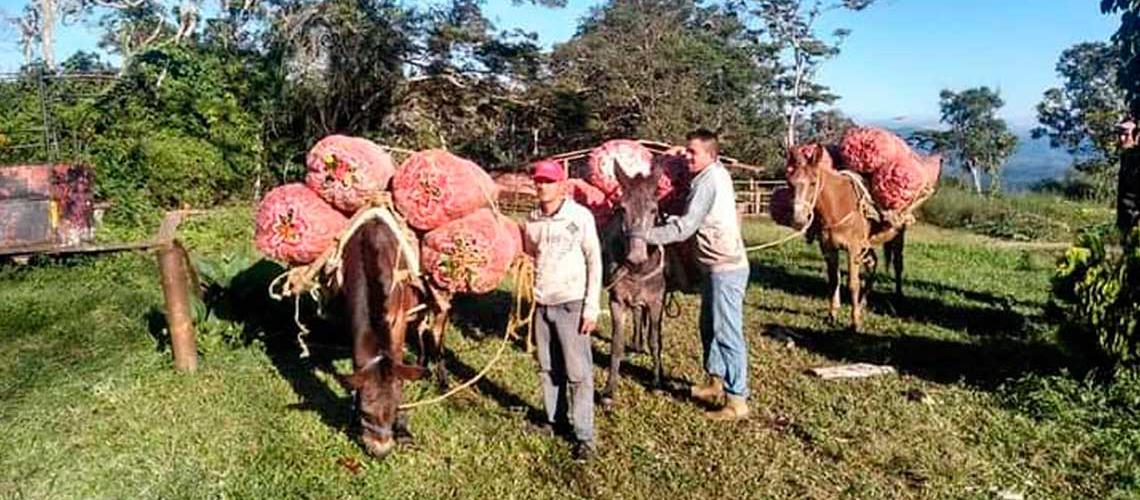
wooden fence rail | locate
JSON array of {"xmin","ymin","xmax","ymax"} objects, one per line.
[{"xmin": 496, "ymin": 178, "xmax": 787, "ymax": 218}]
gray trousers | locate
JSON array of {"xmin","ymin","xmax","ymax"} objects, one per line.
[{"xmin": 535, "ymin": 300, "xmax": 595, "ymax": 444}]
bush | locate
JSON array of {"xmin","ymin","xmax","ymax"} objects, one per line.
[
  {"xmin": 138, "ymin": 131, "xmax": 237, "ymax": 208},
  {"xmin": 918, "ymin": 185, "xmax": 1112, "ymax": 241},
  {"xmin": 1050, "ymin": 228, "xmax": 1140, "ymax": 371}
]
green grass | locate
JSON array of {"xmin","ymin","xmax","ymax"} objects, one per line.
[
  {"xmin": 918, "ymin": 185, "xmax": 1114, "ymax": 242},
  {"xmin": 2, "ymin": 207, "xmax": 1138, "ymax": 498}
]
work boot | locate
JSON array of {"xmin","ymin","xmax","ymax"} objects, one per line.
[
  {"xmin": 572, "ymin": 440, "xmax": 596, "ymax": 463},
  {"xmin": 689, "ymin": 375, "xmax": 725, "ymax": 405},
  {"xmin": 704, "ymin": 395, "xmax": 750, "ymax": 421}
]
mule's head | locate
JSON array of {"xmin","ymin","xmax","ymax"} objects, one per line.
[
  {"xmin": 348, "ymin": 355, "xmax": 424, "ymax": 458},
  {"xmin": 617, "ymin": 166, "xmax": 661, "ymax": 265},
  {"xmin": 785, "ymin": 144, "xmax": 833, "ymax": 229}
]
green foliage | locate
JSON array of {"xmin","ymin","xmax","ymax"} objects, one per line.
[
  {"xmin": 751, "ymin": 0, "xmax": 874, "ymax": 146},
  {"xmin": 549, "ymin": 0, "xmax": 783, "ymax": 163},
  {"xmin": 1033, "ymin": 41, "xmax": 1127, "ymax": 200},
  {"xmin": 999, "ymin": 372, "xmax": 1140, "ymax": 495},
  {"xmin": 919, "ymin": 184, "xmax": 1112, "ymax": 241},
  {"xmin": 912, "ymin": 87, "xmax": 1019, "ymax": 195},
  {"xmin": 136, "ymin": 131, "xmax": 235, "ymax": 207},
  {"xmin": 1051, "ymin": 227, "xmax": 1140, "ymax": 370},
  {"xmin": 1103, "ymin": 0, "xmax": 1140, "ymax": 117},
  {"xmin": 799, "ymin": 108, "xmax": 855, "ymax": 144}
]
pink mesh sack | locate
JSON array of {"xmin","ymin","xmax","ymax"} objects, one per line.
[
  {"xmin": 871, "ymin": 162, "xmax": 928, "ymax": 210},
  {"xmin": 305, "ymin": 135, "xmax": 395, "ymax": 213},
  {"xmin": 420, "ymin": 208, "xmax": 521, "ymax": 294},
  {"xmin": 392, "ymin": 149, "xmax": 498, "ymax": 231},
  {"xmin": 565, "ymin": 178, "xmax": 614, "ymax": 225},
  {"xmin": 655, "ymin": 153, "xmax": 692, "ymax": 216},
  {"xmin": 255, "ymin": 183, "xmax": 348, "ymax": 265},
  {"xmin": 768, "ymin": 186, "xmax": 796, "ymax": 228},
  {"xmin": 587, "ymin": 139, "xmax": 653, "ymax": 200},
  {"xmin": 839, "ymin": 127, "xmax": 910, "ymax": 174}
]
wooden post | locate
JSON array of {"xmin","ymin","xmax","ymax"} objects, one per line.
[
  {"xmin": 158, "ymin": 239, "xmax": 198, "ymax": 371},
  {"xmin": 750, "ymin": 179, "xmax": 757, "ymax": 216}
]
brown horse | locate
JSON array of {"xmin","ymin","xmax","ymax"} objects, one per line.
[
  {"xmin": 786, "ymin": 144, "xmax": 909, "ymax": 331},
  {"xmin": 340, "ymin": 218, "xmax": 428, "ymax": 458}
]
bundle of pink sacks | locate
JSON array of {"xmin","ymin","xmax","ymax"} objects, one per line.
[
  {"xmin": 254, "ymin": 135, "xmax": 519, "ymax": 294},
  {"xmin": 563, "ymin": 139, "xmax": 693, "ymax": 225},
  {"xmin": 770, "ymin": 126, "xmax": 942, "ymax": 225}
]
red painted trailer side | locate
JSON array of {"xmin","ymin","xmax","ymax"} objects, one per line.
[{"xmin": 0, "ymin": 164, "xmax": 95, "ymax": 250}]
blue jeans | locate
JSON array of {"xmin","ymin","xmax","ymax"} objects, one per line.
[{"xmin": 699, "ymin": 266, "xmax": 750, "ymax": 398}]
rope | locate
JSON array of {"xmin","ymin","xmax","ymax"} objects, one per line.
[
  {"xmin": 398, "ymin": 257, "xmax": 534, "ymax": 410},
  {"xmin": 267, "ymin": 195, "xmax": 418, "ymax": 358},
  {"xmin": 743, "ymin": 166, "xmax": 823, "ymax": 253}
]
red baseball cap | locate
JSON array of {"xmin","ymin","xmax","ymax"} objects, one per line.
[{"xmin": 531, "ymin": 160, "xmax": 566, "ymax": 183}]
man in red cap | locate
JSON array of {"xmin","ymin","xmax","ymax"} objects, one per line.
[{"xmin": 521, "ymin": 159, "xmax": 603, "ymax": 461}]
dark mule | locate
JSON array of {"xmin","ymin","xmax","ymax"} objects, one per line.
[
  {"xmin": 600, "ymin": 166, "xmax": 668, "ymax": 407},
  {"xmin": 786, "ymin": 144, "xmax": 910, "ymax": 331},
  {"xmin": 340, "ymin": 218, "xmax": 427, "ymax": 458}
]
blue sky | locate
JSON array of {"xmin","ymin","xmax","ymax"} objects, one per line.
[{"xmin": 1, "ymin": 0, "xmax": 1120, "ymax": 128}]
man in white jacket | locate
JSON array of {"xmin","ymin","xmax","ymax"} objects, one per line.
[
  {"xmin": 633, "ymin": 129, "xmax": 752, "ymax": 421},
  {"xmin": 522, "ymin": 159, "xmax": 603, "ymax": 461}
]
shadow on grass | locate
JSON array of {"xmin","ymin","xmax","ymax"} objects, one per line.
[
  {"xmin": 748, "ymin": 260, "xmax": 1043, "ymax": 340},
  {"xmin": 590, "ymin": 332, "xmax": 694, "ymax": 408},
  {"xmin": 775, "ymin": 323, "xmax": 1069, "ymax": 389},
  {"xmin": 175, "ymin": 260, "xmax": 540, "ymax": 437}
]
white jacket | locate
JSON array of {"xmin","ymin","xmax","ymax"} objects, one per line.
[{"xmin": 523, "ymin": 199, "xmax": 603, "ymax": 321}]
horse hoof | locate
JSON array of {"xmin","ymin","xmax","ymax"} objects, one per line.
[{"xmin": 395, "ymin": 430, "xmax": 415, "ymax": 446}]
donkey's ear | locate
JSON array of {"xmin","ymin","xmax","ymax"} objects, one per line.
[{"xmin": 394, "ymin": 363, "xmax": 427, "ymax": 381}]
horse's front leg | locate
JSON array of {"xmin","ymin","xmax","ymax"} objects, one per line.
[
  {"xmin": 861, "ymin": 248, "xmax": 878, "ymax": 308},
  {"xmin": 824, "ymin": 244, "xmax": 841, "ymax": 323},
  {"xmin": 601, "ymin": 300, "xmax": 627, "ymax": 408},
  {"xmin": 848, "ymin": 246, "xmax": 864, "ymax": 332}
]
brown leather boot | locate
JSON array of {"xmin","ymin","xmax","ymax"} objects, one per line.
[
  {"xmin": 689, "ymin": 376, "xmax": 725, "ymax": 405},
  {"xmin": 704, "ymin": 395, "xmax": 750, "ymax": 421}
]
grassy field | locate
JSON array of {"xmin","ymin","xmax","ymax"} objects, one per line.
[{"xmin": 2, "ymin": 207, "xmax": 1138, "ymax": 499}]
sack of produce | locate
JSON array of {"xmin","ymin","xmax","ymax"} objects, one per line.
[
  {"xmin": 392, "ymin": 149, "xmax": 498, "ymax": 231},
  {"xmin": 255, "ymin": 183, "xmax": 348, "ymax": 265},
  {"xmin": 587, "ymin": 139, "xmax": 653, "ymax": 199},
  {"xmin": 305, "ymin": 135, "xmax": 395, "ymax": 213},
  {"xmin": 420, "ymin": 208, "xmax": 521, "ymax": 294}
]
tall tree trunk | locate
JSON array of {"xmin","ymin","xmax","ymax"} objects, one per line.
[
  {"xmin": 969, "ymin": 164, "xmax": 983, "ymax": 195},
  {"xmin": 40, "ymin": 0, "xmax": 55, "ymax": 69}
]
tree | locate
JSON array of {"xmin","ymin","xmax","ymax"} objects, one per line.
[
  {"xmin": 912, "ymin": 87, "xmax": 1018, "ymax": 195},
  {"xmin": 751, "ymin": 0, "xmax": 873, "ymax": 147},
  {"xmin": 1103, "ymin": 1, "xmax": 1140, "ymax": 117},
  {"xmin": 1033, "ymin": 41, "xmax": 1127, "ymax": 200},
  {"xmin": 799, "ymin": 107, "xmax": 854, "ymax": 144},
  {"xmin": 550, "ymin": 0, "xmax": 784, "ymax": 163}
]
